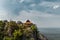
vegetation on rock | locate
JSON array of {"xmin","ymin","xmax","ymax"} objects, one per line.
[{"xmin": 0, "ymin": 20, "xmax": 48, "ymax": 40}]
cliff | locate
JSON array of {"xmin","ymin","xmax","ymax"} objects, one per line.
[{"xmin": 0, "ymin": 20, "xmax": 48, "ymax": 40}]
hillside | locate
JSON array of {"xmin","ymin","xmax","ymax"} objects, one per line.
[{"xmin": 0, "ymin": 20, "xmax": 48, "ymax": 40}]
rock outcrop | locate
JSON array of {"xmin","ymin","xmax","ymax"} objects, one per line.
[{"xmin": 0, "ymin": 20, "xmax": 48, "ymax": 40}]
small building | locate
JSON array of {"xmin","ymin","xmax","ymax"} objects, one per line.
[{"xmin": 23, "ymin": 20, "xmax": 33, "ymax": 28}]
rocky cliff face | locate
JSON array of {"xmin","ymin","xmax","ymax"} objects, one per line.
[{"xmin": 0, "ymin": 20, "xmax": 48, "ymax": 40}]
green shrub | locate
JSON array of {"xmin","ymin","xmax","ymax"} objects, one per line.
[{"xmin": 31, "ymin": 25, "xmax": 37, "ymax": 30}]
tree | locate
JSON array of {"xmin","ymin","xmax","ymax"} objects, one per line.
[
  {"xmin": 13, "ymin": 30, "xmax": 23, "ymax": 40},
  {"xmin": 0, "ymin": 21, "xmax": 5, "ymax": 31},
  {"xmin": 0, "ymin": 21, "xmax": 5, "ymax": 40},
  {"xmin": 31, "ymin": 24, "xmax": 37, "ymax": 31}
]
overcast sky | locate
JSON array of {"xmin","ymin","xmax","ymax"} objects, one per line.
[{"xmin": 0, "ymin": 0, "xmax": 60, "ymax": 28}]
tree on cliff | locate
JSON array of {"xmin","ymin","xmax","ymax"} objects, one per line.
[{"xmin": 0, "ymin": 20, "xmax": 48, "ymax": 40}]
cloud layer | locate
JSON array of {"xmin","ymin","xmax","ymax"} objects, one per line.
[{"xmin": 0, "ymin": 0, "xmax": 60, "ymax": 28}]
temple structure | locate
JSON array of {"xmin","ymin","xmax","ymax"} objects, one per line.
[{"xmin": 23, "ymin": 20, "xmax": 33, "ymax": 28}]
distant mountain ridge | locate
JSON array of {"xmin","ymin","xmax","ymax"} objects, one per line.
[{"xmin": 0, "ymin": 20, "xmax": 48, "ymax": 40}]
